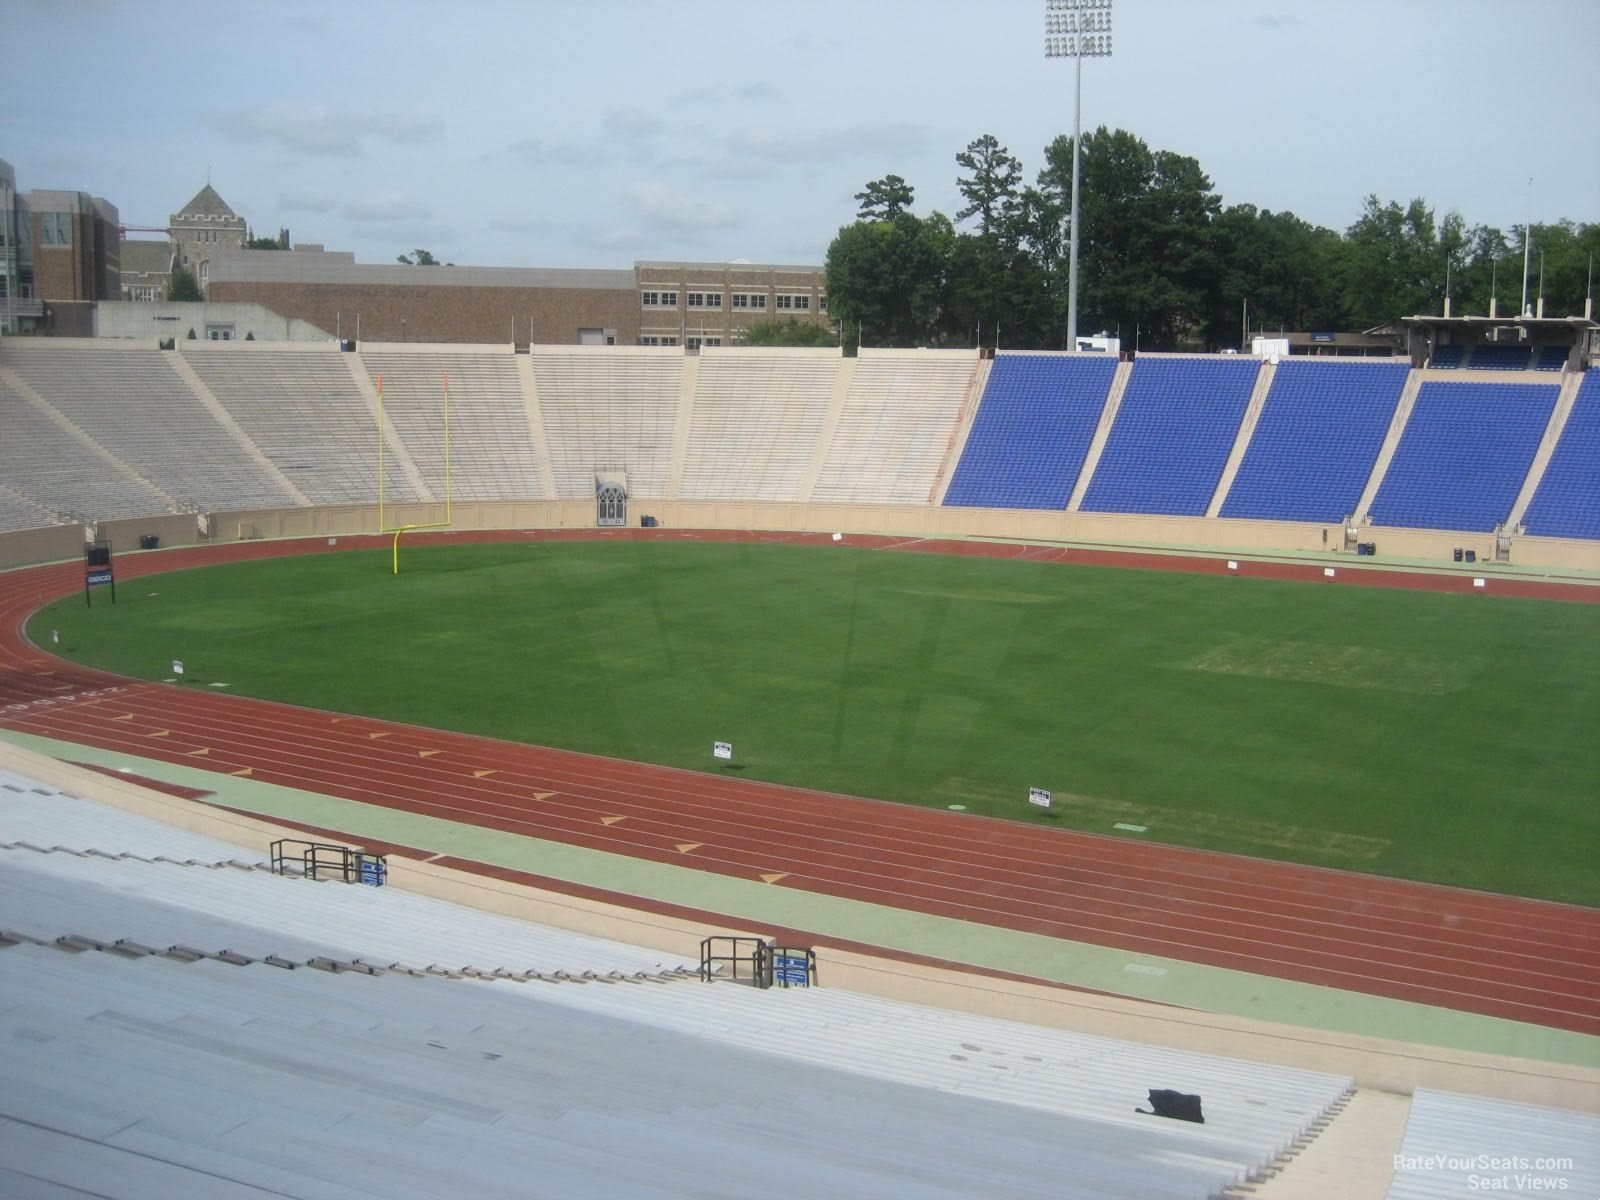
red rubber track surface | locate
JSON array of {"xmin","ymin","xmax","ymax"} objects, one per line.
[{"xmin": 3, "ymin": 530, "xmax": 1598, "ymax": 1036}]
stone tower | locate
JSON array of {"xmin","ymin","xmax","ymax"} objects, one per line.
[{"xmin": 170, "ymin": 184, "xmax": 245, "ymax": 297}]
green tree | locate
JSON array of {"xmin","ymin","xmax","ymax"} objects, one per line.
[
  {"xmin": 854, "ymin": 175, "xmax": 915, "ymax": 222},
  {"xmin": 947, "ymin": 135, "xmax": 1039, "ymax": 346},
  {"xmin": 1040, "ymin": 127, "xmax": 1221, "ymax": 347},
  {"xmin": 1524, "ymin": 220, "xmax": 1600, "ymax": 317},
  {"xmin": 1206, "ymin": 204, "xmax": 1349, "ymax": 346},
  {"xmin": 167, "ymin": 267, "xmax": 203, "ymax": 302},
  {"xmin": 954, "ymin": 134, "xmax": 1023, "ymax": 237},
  {"xmin": 736, "ymin": 320, "xmax": 838, "ymax": 347},
  {"xmin": 1338, "ymin": 196, "xmax": 1441, "ymax": 328},
  {"xmin": 397, "ymin": 248, "xmax": 452, "ymax": 266},
  {"xmin": 824, "ymin": 209, "xmax": 952, "ymax": 347},
  {"xmin": 245, "ymin": 227, "xmax": 289, "ymax": 250}
]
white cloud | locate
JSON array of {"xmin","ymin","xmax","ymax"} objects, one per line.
[
  {"xmin": 217, "ymin": 105, "xmax": 443, "ymax": 156},
  {"xmin": 603, "ymin": 108, "xmax": 666, "ymax": 144},
  {"xmin": 508, "ymin": 137, "xmax": 607, "ymax": 169},
  {"xmin": 1249, "ymin": 12, "xmax": 1305, "ymax": 30},
  {"xmin": 278, "ymin": 191, "xmax": 337, "ymax": 214},
  {"xmin": 671, "ymin": 82, "xmax": 783, "ymax": 107},
  {"xmin": 733, "ymin": 82, "xmax": 782, "ymax": 103},
  {"xmin": 726, "ymin": 122, "xmax": 931, "ymax": 165},
  {"xmin": 341, "ymin": 193, "xmax": 433, "ymax": 223},
  {"xmin": 625, "ymin": 182, "xmax": 739, "ymax": 233}
]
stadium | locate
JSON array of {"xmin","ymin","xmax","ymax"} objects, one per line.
[{"xmin": 4, "ymin": 1, "xmax": 1600, "ymax": 1195}]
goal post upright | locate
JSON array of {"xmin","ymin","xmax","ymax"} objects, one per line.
[{"xmin": 378, "ymin": 370, "xmax": 453, "ymax": 575}]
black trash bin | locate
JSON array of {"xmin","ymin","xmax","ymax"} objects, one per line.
[{"xmin": 139, "ymin": 534, "xmax": 160, "ymax": 550}]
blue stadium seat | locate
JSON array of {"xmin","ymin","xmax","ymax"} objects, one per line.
[
  {"xmin": 1534, "ymin": 345, "xmax": 1570, "ymax": 372},
  {"xmin": 1428, "ymin": 345, "xmax": 1464, "ymax": 369},
  {"xmin": 1369, "ymin": 382, "xmax": 1558, "ymax": 532},
  {"xmin": 1080, "ymin": 357, "xmax": 1259, "ymax": 516},
  {"xmin": 1468, "ymin": 344, "xmax": 1530, "ymax": 371},
  {"xmin": 943, "ymin": 355, "xmax": 1117, "ymax": 510},
  {"xmin": 1220, "ymin": 361, "xmax": 1408, "ymax": 523},
  {"xmin": 1522, "ymin": 372, "xmax": 1600, "ymax": 539}
]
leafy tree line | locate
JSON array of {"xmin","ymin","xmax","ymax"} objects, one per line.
[{"xmin": 825, "ymin": 128, "xmax": 1598, "ymax": 351}]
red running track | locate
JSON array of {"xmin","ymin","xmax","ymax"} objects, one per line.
[{"xmin": 2, "ymin": 530, "xmax": 1598, "ymax": 1036}]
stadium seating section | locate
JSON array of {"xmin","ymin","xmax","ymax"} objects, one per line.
[
  {"xmin": 1535, "ymin": 344, "xmax": 1570, "ymax": 371},
  {"xmin": 1521, "ymin": 370, "xmax": 1600, "ymax": 539},
  {"xmin": 810, "ymin": 351, "xmax": 972, "ymax": 505},
  {"xmin": 361, "ymin": 352, "xmax": 549, "ymax": 500},
  {"xmin": 531, "ymin": 347, "xmax": 682, "ymax": 500},
  {"xmin": 0, "ymin": 772, "xmax": 1359, "ymax": 1200},
  {"xmin": 1081, "ymin": 357, "xmax": 1259, "ymax": 516},
  {"xmin": 1369, "ymin": 382, "xmax": 1557, "ymax": 532},
  {"xmin": 678, "ymin": 349, "xmax": 838, "ymax": 501},
  {"xmin": 1468, "ymin": 343, "xmax": 1530, "ymax": 371},
  {"xmin": 943, "ymin": 354, "xmax": 1116, "ymax": 510},
  {"xmin": 1427, "ymin": 345, "xmax": 1464, "ymax": 369},
  {"xmin": 1221, "ymin": 361, "xmax": 1407, "ymax": 523},
  {"xmin": 0, "ymin": 343, "xmax": 1595, "ymax": 545}
]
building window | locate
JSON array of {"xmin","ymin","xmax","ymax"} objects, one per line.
[
  {"xmin": 819, "ymin": 295, "xmax": 828, "ymax": 314},
  {"xmin": 686, "ymin": 291, "xmax": 723, "ymax": 310},
  {"xmin": 206, "ymin": 324, "xmax": 234, "ymax": 340},
  {"xmin": 639, "ymin": 335, "xmax": 679, "ymax": 346},
  {"xmin": 775, "ymin": 294, "xmax": 811, "ymax": 311},
  {"xmin": 39, "ymin": 212, "xmax": 73, "ymax": 247},
  {"xmin": 641, "ymin": 290, "xmax": 678, "ymax": 308},
  {"xmin": 731, "ymin": 293, "xmax": 767, "ymax": 311}
]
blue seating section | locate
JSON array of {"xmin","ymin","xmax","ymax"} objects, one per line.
[
  {"xmin": 943, "ymin": 355, "xmax": 1117, "ymax": 509},
  {"xmin": 1369, "ymin": 382, "xmax": 1557, "ymax": 532},
  {"xmin": 1469, "ymin": 344, "xmax": 1530, "ymax": 370},
  {"xmin": 1220, "ymin": 361, "xmax": 1408, "ymax": 523},
  {"xmin": 1080, "ymin": 357, "xmax": 1259, "ymax": 516},
  {"xmin": 1522, "ymin": 372, "xmax": 1600, "ymax": 539},
  {"xmin": 1428, "ymin": 345, "xmax": 1464, "ymax": 369},
  {"xmin": 1535, "ymin": 345, "xmax": 1570, "ymax": 371}
]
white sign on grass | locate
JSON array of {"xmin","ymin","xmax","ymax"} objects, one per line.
[
  {"xmin": 1028, "ymin": 787, "xmax": 1052, "ymax": 808},
  {"xmin": 171, "ymin": 659, "xmax": 185, "ymax": 676},
  {"xmin": 713, "ymin": 741, "xmax": 733, "ymax": 761}
]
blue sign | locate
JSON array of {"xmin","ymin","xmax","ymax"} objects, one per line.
[
  {"xmin": 774, "ymin": 954, "xmax": 810, "ymax": 986},
  {"xmin": 87, "ymin": 570, "xmax": 113, "ymax": 586},
  {"xmin": 1311, "ymin": 330, "xmax": 1337, "ymax": 343},
  {"xmin": 358, "ymin": 856, "xmax": 387, "ymax": 887}
]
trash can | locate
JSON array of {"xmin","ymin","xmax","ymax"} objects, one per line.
[{"xmin": 139, "ymin": 534, "xmax": 160, "ymax": 550}]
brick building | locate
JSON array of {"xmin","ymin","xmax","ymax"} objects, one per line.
[
  {"xmin": 207, "ymin": 245, "xmax": 830, "ymax": 346},
  {"xmin": 118, "ymin": 239, "xmax": 172, "ymax": 303},
  {"xmin": 0, "ymin": 162, "xmax": 120, "ymax": 335}
]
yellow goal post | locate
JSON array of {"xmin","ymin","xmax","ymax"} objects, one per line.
[{"xmin": 376, "ymin": 372, "xmax": 452, "ymax": 574}]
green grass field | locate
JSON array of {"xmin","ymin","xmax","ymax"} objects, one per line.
[{"xmin": 29, "ymin": 541, "xmax": 1600, "ymax": 905}]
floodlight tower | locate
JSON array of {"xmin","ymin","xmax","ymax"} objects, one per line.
[{"xmin": 1045, "ymin": 0, "xmax": 1114, "ymax": 350}]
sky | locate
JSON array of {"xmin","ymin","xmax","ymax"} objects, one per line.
[{"xmin": 5, "ymin": 0, "xmax": 1597, "ymax": 270}]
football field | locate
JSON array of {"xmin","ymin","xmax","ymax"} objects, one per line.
[{"xmin": 30, "ymin": 540, "xmax": 1600, "ymax": 904}]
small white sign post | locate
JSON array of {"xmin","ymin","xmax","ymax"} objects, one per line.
[
  {"xmin": 1028, "ymin": 787, "xmax": 1053, "ymax": 808},
  {"xmin": 171, "ymin": 659, "xmax": 185, "ymax": 677},
  {"xmin": 713, "ymin": 741, "xmax": 733, "ymax": 761}
]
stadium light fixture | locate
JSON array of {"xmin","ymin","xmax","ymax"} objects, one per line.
[{"xmin": 1045, "ymin": 0, "xmax": 1113, "ymax": 351}]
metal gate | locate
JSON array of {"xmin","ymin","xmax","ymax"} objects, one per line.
[{"xmin": 597, "ymin": 482, "xmax": 627, "ymax": 527}]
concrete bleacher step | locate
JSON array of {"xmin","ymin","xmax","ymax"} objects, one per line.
[
  {"xmin": 1, "ymin": 841, "xmax": 270, "ymax": 873},
  {"xmin": 1220, "ymin": 1084, "xmax": 1358, "ymax": 1195}
]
